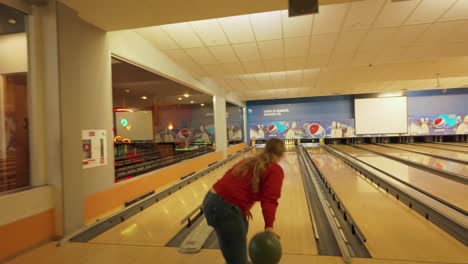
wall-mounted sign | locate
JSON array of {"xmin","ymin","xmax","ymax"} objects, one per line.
[{"xmin": 82, "ymin": 129, "xmax": 107, "ymax": 169}]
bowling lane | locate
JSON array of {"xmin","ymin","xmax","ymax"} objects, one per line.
[
  {"xmin": 390, "ymin": 144, "xmax": 468, "ymax": 162},
  {"xmin": 333, "ymin": 145, "xmax": 468, "ymax": 212},
  {"xmin": 246, "ymin": 152, "xmax": 318, "ymax": 255},
  {"xmin": 358, "ymin": 144, "xmax": 468, "ymax": 178},
  {"xmin": 90, "ymin": 153, "xmax": 248, "ymax": 246},
  {"xmin": 414, "ymin": 143, "xmax": 468, "ymax": 153},
  {"xmin": 307, "ymin": 148, "xmax": 468, "ymax": 263}
]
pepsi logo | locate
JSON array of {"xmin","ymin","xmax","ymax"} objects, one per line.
[
  {"xmin": 307, "ymin": 123, "xmax": 325, "ymax": 138},
  {"xmin": 433, "ymin": 117, "xmax": 446, "ymax": 129},
  {"xmin": 268, "ymin": 124, "xmax": 277, "ymax": 133}
]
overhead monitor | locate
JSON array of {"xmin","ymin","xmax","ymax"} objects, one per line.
[{"xmin": 354, "ymin": 96, "xmax": 408, "ymax": 135}]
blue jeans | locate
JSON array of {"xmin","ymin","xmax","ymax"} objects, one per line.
[{"xmin": 203, "ymin": 191, "xmax": 249, "ymax": 264}]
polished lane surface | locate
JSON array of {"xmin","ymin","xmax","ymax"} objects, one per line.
[
  {"xmin": 308, "ymin": 147, "xmax": 468, "ymax": 263},
  {"xmin": 90, "ymin": 153, "xmax": 247, "ymax": 246},
  {"xmin": 389, "ymin": 144, "xmax": 468, "ymax": 162},
  {"xmin": 358, "ymin": 144, "xmax": 468, "ymax": 178},
  {"xmin": 333, "ymin": 145, "xmax": 468, "ymax": 212},
  {"xmin": 414, "ymin": 143, "xmax": 468, "ymax": 153},
  {"xmin": 245, "ymin": 151, "xmax": 318, "ymax": 255}
]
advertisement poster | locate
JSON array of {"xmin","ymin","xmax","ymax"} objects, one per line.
[
  {"xmin": 82, "ymin": 130, "xmax": 107, "ymax": 169},
  {"xmin": 248, "ymin": 119, "xmax": 355, "ymax": 139},
  {"xmin": 409, "ymin": 114, "xmax": 468, "ymax": 135}
]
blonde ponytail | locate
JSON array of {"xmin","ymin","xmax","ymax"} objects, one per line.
[{"xmin": 233, "ymin": 138, "xmax": 285, "ymax": 192}]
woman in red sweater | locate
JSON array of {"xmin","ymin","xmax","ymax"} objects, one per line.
[{"xmin": 202, "ymin": 138, "xmax": 285, "ymax": 264}]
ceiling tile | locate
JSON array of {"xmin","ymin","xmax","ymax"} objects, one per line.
[
  {"xmin": 329, "ymin": 52, "xmax": 354, "ymax": 66},
  {"xmin": 439, "ymin": 0, "xmax": 468, "ymax": 21},
  {"xmin": 258, "ymin": 39, "xmax": 284, "ymax": 60},
  {"xmin": 164, "ymin": 49, "xmax": 192, "ymax": 61},
  {"xmin": 302, "ymin": 69, "xmax": 320, "ymax": 86},
  {"xmin": 445, "ymin": 20, "xmax": 468, "ymax": 43},
  {"xmin": 254, "ymin": 73, "xmax": 273, "ymax": 89},
  {"xmin": 190, "ymin": 19, "xmax": 229, "ymax": 46},
  {"xmin": 263, "ymin": 59, "xmax": 286, "ymax": 72},
  {"xmin": 343, "ymin": 0, "xmax": 386, "ymax": 31},
  {"xmin": 161, "ymin": 23, "xmax": 204, "ymax": 48},
  {"xmin": 218, "ymin": 15, "xmax": 256, "ymax": 44},
  {"xmin": 352, "ymin": 52, "xmax": 377, "ymax": 66},
  {"xmin": 309, "ymin": 33, "xmax": 338, "ymax": 55},
  {"xmin": 374, "ymin": 0, "xmax": 421, "ymax": 28},
  {"xmin": 239, "ymin": 74, "xmax": 259, "ymax": 89},
  {"xmin": 286, "ymin": 57, "xmax": 307, "ymax": 70},
  {"xmin": 177, "ymin": 59, "xmax": 206, "ymax": 76},
  {"xmin": 281, "ymin": 10, "xmax": 314, "ymax": 38},
  {"xmin": 225, "ymin": 77, "xmax": 246, "ymax": 90},
  {"xmin": 135, "ymin": 26, "xmax": 179, "ymax": 50},
  {"xmin": 270, "ymin": 71, "xmax": 287, "ymax": 89},
  {"xmin": 313, "ymin": 3, "xmax": 350, "ymax": 34},
  {"xmin": 286, "ymin": 70, "xmax": 303, "ymax": 87},
  {"xmin": 308, "ymin": 54, "xmax": 330, "ymax": 68},
  {"xmin": 242, "ymin": 60, "xmax": 265, "ymax": 74},
  {"xmin": 208, "ymin": 45, "xmax": 239, "ymax": 63},
  {"xmin": 405, "ymin": 0, "xmax": 457, "ymax": 25},
  {"xmin": 413, "ymin": 20, "xmax": 466, "ymax": 45},
  {"xmin": 358, "ymin": 27, "xmax": 397, "ymax": 52},
  {"xmin": 221, "ymin": 62, "xmax": 245, "ymax": 75},
  {"xmin": 232, "ymin": 42, "xmax": 261, "ymax": 62},
  {"xmin": 185, "ymin": 47, "xmax": 218, "ymax": 64},
  {"xmin": 334, "ymin": 30, "xmax": 367, "ymax": 53},
  {"xmin": 200, "ymin": 64, "xmax": 225, "ymax": 76},
  {"xmin": 386, "ymin": 24, "xmax": 430, "ymax": 47},
  {"xmin": 250, "ymin": 11, "xmax": 283, "ymax": 41},
  {"xmin": 284, "ymin": 36, "xmax": 310, "ymax": 58}
]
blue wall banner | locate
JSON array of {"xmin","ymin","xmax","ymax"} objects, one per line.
[
  {"xmin": 248, "ymin": 119, "xmax": 355, "ymax": 139},
  {"xmin": 409, "ymin": 114, "xmax": 468, "ymax": 135}
]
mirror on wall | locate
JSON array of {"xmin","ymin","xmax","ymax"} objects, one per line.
[
  {"xmin": 111, "ymin": 57, "xmax": 215, "ymax": 182},
  {"xmin": 0, "ymin": 4, "xmax": 29, "ymax": 193}
]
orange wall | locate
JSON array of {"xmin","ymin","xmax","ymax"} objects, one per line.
[
  {"xmin": 0, "ymin": 209, "xmax": 55, "ymax": 261},
  {"xmin": 84, "ymin": 151, "xmax": 223, "ymax": 222},
  {"xmin": 228, "ymin": 142, "xmax": 247, "ymax": 156}
]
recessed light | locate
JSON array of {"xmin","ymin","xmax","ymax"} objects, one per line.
[
  {"xmin": 190, "ymin": 101, "xmax": 194, "ymax": 104},
  {"xmin": 141, "ymin": 96, "xmax": 147, "ymax": 100},
  {"xmin": 7, "ymin": 19, "xmax": 16, "ymax": 24},
  {"xmin": 184, "ymin": 93, "xmax": 189, "ymax": 98},
  {"xmin": 178, "ymin": 97, "xmax": 182, "ymax": 100}
]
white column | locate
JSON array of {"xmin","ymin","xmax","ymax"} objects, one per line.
[{"xmin": 213, "ymin": 94, "xmax": 227, "ymax": 158}]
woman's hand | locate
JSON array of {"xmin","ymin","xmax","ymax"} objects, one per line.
[{"xmin": 265, "ymin": 227, "xmax": 280, "ymax": 240}]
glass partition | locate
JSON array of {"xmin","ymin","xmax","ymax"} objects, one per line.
[
  {"xmin": 112, "ymin": 57, "xmax": 215, "ymax": 182},
  {"xmin": 0, "ymin": 4, "xmax": 29, "ymax": 193},
  {"xmin": 226, "ymin": 102, "xmax": 244, "ymax": 145}
]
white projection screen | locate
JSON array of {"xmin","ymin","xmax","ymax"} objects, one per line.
[
  {"xmin": 116, "ymin": 111, "xmax": 154, "ymax": 140},
  {"xmin": 355, "ymin": 96, "xmax": 408, "ymax": 135}
]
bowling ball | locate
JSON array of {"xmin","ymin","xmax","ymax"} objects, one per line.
[
  {"xmin": 307, "ymin": 123, "xmax": 325, "ymax": 138},
  {"xmin": 249, "ymin": 231, "xmax": 282, "ymax": 264},
  {"xmin": 433, "ymin": 117, "xmax": 446, "ymax": 128},
  {"xmin": 268, "ymin": 124, "xmax": 278, "ymax": 134}
]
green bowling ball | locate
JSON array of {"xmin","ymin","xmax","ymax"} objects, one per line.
[{"xmin": 248, "ymin": 231, "xmax": 282, "ymax": 264}]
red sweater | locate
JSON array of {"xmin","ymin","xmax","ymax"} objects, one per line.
[{"xmin": 213, "ymin": 161, "xmax": 284, "ymax": 228}]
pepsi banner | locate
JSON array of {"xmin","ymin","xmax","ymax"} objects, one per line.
[
  {"xmin": 248, "ymin": 119, "xmax": 355, "ymax": 140},
  {"xmin": 409, "ymin": 114, "xmax": 468, "ymax": 135}
]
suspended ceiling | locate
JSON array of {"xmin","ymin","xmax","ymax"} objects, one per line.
[{"xmin": 61, "ymin": 0, "xmax": 468, "ymax": 101}]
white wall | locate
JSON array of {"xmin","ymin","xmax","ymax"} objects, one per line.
[
  {"xmin": 0, "ymin": 33, "xmax": 27, "ymax": 74},
  {"xmin": 0, "ymin": 186, "xmax": 53, "ymax": 226}
]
